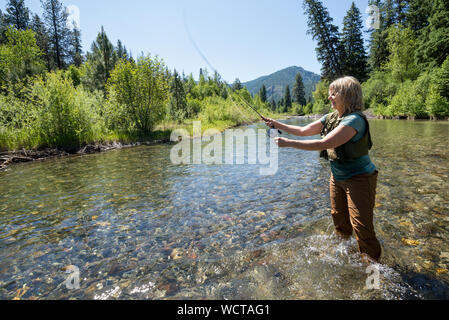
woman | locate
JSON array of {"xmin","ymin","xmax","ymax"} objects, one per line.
[{"xmin": 263, "ymin": 76, "xmax": 381, "ymax": 263}]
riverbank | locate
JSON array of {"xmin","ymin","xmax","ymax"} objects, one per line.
[
  {"xmin": 1, "ymin": 110, "xmax": 444, "ymax": 171},
  {"xmin": 0, "ymin": 139, "xmax": 172, "ymax": 171},
  {"xmin": 0, "ymin": 119, "xmax": 261, "ymax": 171}
]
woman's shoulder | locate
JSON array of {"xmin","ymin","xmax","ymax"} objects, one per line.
[
  {"xmin": 341, "ymin": 112, "xmax": 366, "ymax": 132},
  {"xmin": 343, "ymin": 112, "xmax": 365, "ymax": 123}
]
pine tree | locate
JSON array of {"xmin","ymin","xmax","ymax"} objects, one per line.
[
  {"xmin": 0, "ymin": 10, "xmax": 7, "ymax": 44},
  {"xmin": 293, "ymin": 73, "xmax": 307, "ymax": 105},
  {"xmin": 185, "ymin": 73, "xmax": 196, "ymax": 96},
  {"xmin": 170, "ymin": 69, "xmax": 188, "ymax": 122},
  {"xmin": 284, "ymin": 85, "xmax": 292, "ymax": 111},
  {"xmin": 394, "ymin": 0, "xmax": 409, "ymax": 25},
  {"xmin": 41, "ymin": 0, "xmax": 72, "ymax": 69},
  {"xmin": 71, "ymin": 26, "xmax": 83, "ymax": 67},
  {"xmin": 303, "ymin": 0, "xmax": 344, "ymax": 80},
  {"xmin": 368, "ymin": 0, "xmax": 391, "ymax": 72},
  {"xmin": 199, "ymin": 68, "xmax": 206, "ymax": 85},
  {"xmin": 383, "ymin": 0, "xmax": 396, "ymax": 26},
  {"xmin": 85, "ymin": 26, "xmax": 117, "ymax": 91},
  {"xmin": 4, "ymin": 0, "xmax": 30, "ymax": 30},
  {"xmin": 271, "ymin": 99, "xmax": 277, "ymax": 111},
  {"xmin": 405, "ymin": 0, "xmax": 432, "ymax": 33},
  {"xmin": 415, "ymin": 0, "xmax": 449, "ymax": 69},
  {"xmin": 232, "ymin": 78, "xmax": 243, "ymax": 91},
  {"xmin": 30, "ymin": 14, "xmax": 52, "ymax": 71},
  {"xmin": 116, "ymin": 39, "xmax": 129, "ymax": 60},
  {"xmin": 341, "ymin": 2, "xmax": 369, "ymax": 82},
  {"xmin": 259, "ymin": 84, "xmax": 267, "ymax": 103}
]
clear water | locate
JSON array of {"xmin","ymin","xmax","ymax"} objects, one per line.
[{"xmin": 0, "ymin": 118, "xmax": 448, "ymax": 300}]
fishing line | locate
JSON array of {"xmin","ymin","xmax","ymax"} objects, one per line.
[{"xmin": 183, "ymin": 11, "xmax": 282, "ymax": 136}]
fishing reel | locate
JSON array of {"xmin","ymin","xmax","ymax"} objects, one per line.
[{"xmin": 267, "ymin": 127, "xmax": 282, "ymax": 137}]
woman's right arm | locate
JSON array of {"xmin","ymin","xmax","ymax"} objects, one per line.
[{"xmin": 263, "ymin": 118, "xmax": 324, "ymax": 137}]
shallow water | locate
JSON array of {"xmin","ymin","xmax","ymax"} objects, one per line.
[{"xmin": 0, "ymin": 118, "xmax": 448, "ymax": 300}]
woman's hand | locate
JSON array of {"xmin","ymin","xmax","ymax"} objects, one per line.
[
  {"xmin": 261, "ymin": 116, "xmax": 277, "ymax": 129},
  {"xmin": 274, "ymin": 137, "xmax": 290, "ymax": 148}
]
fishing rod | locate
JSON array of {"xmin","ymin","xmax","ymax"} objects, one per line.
[{"xmin": 183, "ymin": 14, "xmax": 282, "ymax": 135}]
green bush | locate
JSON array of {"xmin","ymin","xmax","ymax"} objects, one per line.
[
  {"xmin": 291, "ymin": 103, "xmax": 304, "ymax": 115},
  {"xmin": 363, "ymin": 71, "xmax": 400, "ymax": 108},
  {"xmin": 312, "ymin": 80, "xmax": 330, "ymax": 108},
  {"xmin": 0, "ymin": 27, "xmax": 45, "ymax": 93},
  {"xmin": 29, "ymin": 71, "xmax": 104, "ymax": 148},
  {"xmin": 312, "ymin": 100, "xmax": 331, "ymax": 115},
  {"xmin": 107, "ymin": 55, "xmax": 169, "ymax": 133},
  {"xmin": 303, "ymin": 103, "xmax": 313, "ymax": 115},
  {"xmin": 387, "ymin": 81, "xmax": 413, "ymax": 117},
  {"xmin": 198, "ymin": 96, "xmax": 253, "ymax": 124},
  {"xmin": 426, "ymin": 88, "xmax": 449, "ymax": 119},
  {"xmin": 372, "ymin": 102, "xmax": 387, "ymax": 117},
  {"xmin": 0, "ymin": 91, "xmax": 37, "ymax": 150},
  {"xmin": 432, "ymin": 56, "xmax": 449, "ymax": 99}
]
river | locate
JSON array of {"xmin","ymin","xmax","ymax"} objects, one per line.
[{"xmin": 0, "ymin": 118, "xmax": 448, "ymax": 300}]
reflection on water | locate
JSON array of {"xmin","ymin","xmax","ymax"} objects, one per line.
[{"xmin": 0, "ymin": 118, "xmax": 448, "ymax": 300}]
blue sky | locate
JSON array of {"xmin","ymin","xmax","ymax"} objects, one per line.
[{"xmin": 2, "ymin": 0, "xmax": 372, "ymax": 82}]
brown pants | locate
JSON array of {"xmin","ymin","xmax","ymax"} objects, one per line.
[{"xmin": 330, "ymin": 170, "xmax": 381, "ymax": 261}]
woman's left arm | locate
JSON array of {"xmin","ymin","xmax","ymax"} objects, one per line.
[{"xmin": 275, "ymin": 125, "xmax": 357, "ymax": 151}]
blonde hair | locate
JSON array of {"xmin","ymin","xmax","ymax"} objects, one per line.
[{"xmin": 329, "ymin": 76, "xmax": 364, "ymax": 114}]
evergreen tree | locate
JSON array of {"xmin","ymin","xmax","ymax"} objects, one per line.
[
  {"xmin": 0, "ymin": 10, "xmax": 7, "ymax": 44},
  {"xmin": 367, "ymin": 0, "xmax": 399, "ymax": 72},
  {"xmin": 367, "ymin": 0, "xmax": 385, "ymax": 71},
  {"xmin": 220, "ymin": 85, "xmax": 228, "ymax": 100},
  {"xmin": 41, "ymin": 0, "xmax": 72, "ymax": 69},
  {"xmin": 199, "ymin": 68, "xmax": 206, "ymax": 85},
  {"xmin": 85, "ymin": 26, "xmax": 117, "ymax": 91},
  {"xmin": 71, "ymin": 26, "xmax": 83, "ymax": 67},
  {"xmin": 116, "ymin": 39, "xmax": 129, "ymax": 60},
  {"xmin": 415, "ymin": 0, "xmax": 449, "ymax": 69},
  {"xmin": 293, "ymin": 73, "xmax": 307, "ymax": 105},
  {"xmin": 341, "ymin": 2, "xmax": 369, "ymax": 82},
  {"xmin": 303, "ymin": 0, "xmax": 344, "ymax": 80},
  {"xmin": 4, "ymin": 0, "xmax": 30, "ymax": 30},
  {"xmin": 284, "ymin": 85, "xmax": 292, "ymax": 111},
  {"xmin": 405, "ymin": 0, "xmax": 432, "ymax": 33},
  {"xmin": 185, "ymin": 73, "xmax": 196, "ymax": 97},
  {"xmin": 30, "ymin": 14, "xmax": 51, "ymax": 71},
  {"xmin": 394, "ymin": 0, "xmax": 409, "ymax": 25},
  {"xmin": 270, "ymin": 99, "xmax": 276, "ymax": 111},
  {"xmin": 259, "ymin": 84, "xmax": 267, "ymax": 103},
  {"xmin": 170, "ymin": 69, "xmax": 188, "ymax": 122},
  {"xmin": 383, "ymin": 0, "xmax": 396, "ymax": 26},
  {"xmin": 232, "ymin": 78, "xmax": 243, "ymax": 91}
]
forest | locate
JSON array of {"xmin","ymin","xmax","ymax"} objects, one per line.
[
  {"xmin": 302, "ymin": 0, "xmax": 449, "ymax": 119},
  {"xmin": 0, "ymin": 0, "xmax": 287, "ymax": 152}
]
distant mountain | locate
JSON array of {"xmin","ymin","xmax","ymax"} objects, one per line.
[{"xmin": 243, "ymin": 66, "xmax": 321, "ymax": 103}]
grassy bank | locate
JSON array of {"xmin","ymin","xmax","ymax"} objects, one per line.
[{"xmin": 0, "ymin": 70, "xmax": 290, "ymax": 152}]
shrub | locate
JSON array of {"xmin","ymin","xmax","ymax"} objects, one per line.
[
  {"xmin": 426, "ymin": 88, "xmax": 449, "ymax": 119},
  {"xmin": 29, "ymin": 71, "xmax": 104, "ymax": 148},
  {"xmin": 107, "ymin": 55, "xmax": 169, "ymax": 133},
  {"xmin": 363, "ymin": 71, "xmax": 400, "ymax": 109},
  {"xmin": 0, "ymin": 27, "xmax": 45, "ymax": 93},
  {"xmin": 303, "ymin": 103, "xmax": 313, "ymax": 115}
]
